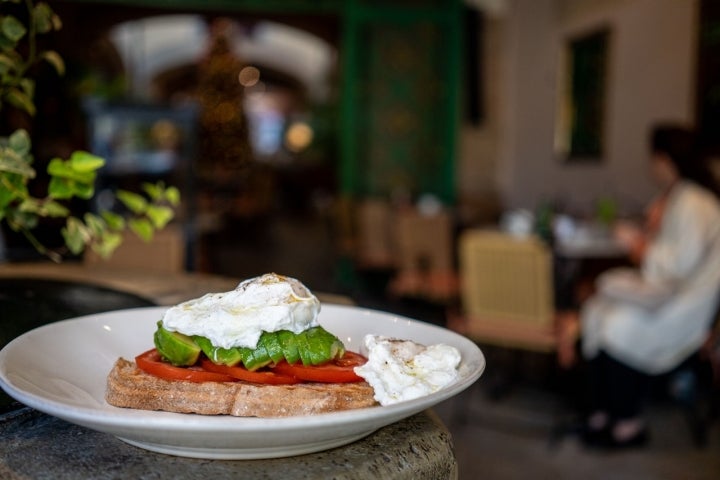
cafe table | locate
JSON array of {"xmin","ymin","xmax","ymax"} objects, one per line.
[
  {"xmin": 553, "ymin": 231, "xmax": 631, "ymax": 309},
  {"xmin": 0, "ymin": 262, "xmax": 458, "ymax": 479}
]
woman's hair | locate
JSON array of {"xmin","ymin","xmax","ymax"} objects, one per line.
[
  {"xmin": 651, "ymin": 126, "xmax": 697, "ymax": 177},
  {"xmin": 651, "ymin": 125, "xmax": 718, "ymax": 194}
]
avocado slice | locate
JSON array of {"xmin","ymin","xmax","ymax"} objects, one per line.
[
  {"xmin": 154, "ymin": 322, "xmax": 201, "ymax": 366},
  {"xmin": 154, "ymin": 323, "xmax": 346, "ymax": 370},
  {"xmin": 277, "ymin": 330, "xmax": 301, "ymax": 364},
  {"xmin": 239, "ymin": 343, "xmax": 272, "ymax": 371},
  {"xmin": 193, "ymin": 335, "xmax": 243, "ymax": 366},
  {"xmin": 296, "ymin": 330, "xmax": 314, "ymax": 366},
  {"xmin": 304, "ymin": 327, "xmax": 345, "ymax": 365},
  {"xmin": 304, "ymin": 327, "xmax": 330, "ymax": 365},
  {"xmin": 260, "ymin": 331, "xmax": 285, "ymax": 364}
]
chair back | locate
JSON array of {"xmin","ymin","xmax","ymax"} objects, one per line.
[
  {"xmin": 355, "ymin": 199, "xmax": 396, "ymax": 269},
  {"xmin": 388, "ymin": 209, "xmax": 457, "ymax": 301},
  {"xmin": 395, "ymin": 210, "xmax": 453, "ymax": 273},
  {"xmin": 457, "ymin": 230, "xmax": 556, "ymax": 351}
]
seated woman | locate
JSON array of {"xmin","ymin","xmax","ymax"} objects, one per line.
[{"xmin": 568, "ymin": 125, "xmax": 720, "ymax": 448}]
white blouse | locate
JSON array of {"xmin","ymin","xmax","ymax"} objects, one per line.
[{"xmin": 581, "ymin": 181, "xmax": 720, "ymax": 374}]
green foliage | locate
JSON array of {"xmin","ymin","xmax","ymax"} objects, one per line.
[
  {"xmin": 0, "ymin": 0, "xmax": 179, "ymax": 261},
  {"xmin": 56, "ymin": 179, "xmax": 180, "ymax": 259}
]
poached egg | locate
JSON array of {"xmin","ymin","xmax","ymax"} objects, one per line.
[
  {"xmin": 354, "ymin": 335, "xmax": 461, "ymax": 406},
  {"xmin": 161, "ymin": 273, "xmax": 320, "ymax": 349}
]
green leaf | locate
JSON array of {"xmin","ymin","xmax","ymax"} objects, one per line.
[
  {"xmin": 0, "ymin": 46, "xmax": 21, "ymax": 63},
  {"xmin": 5, "ymin": 88, "xmax": 35, "ymax": 115},
  {"xmin": 0, "ymin": 52, "xmax": 19, "ymax": 74},
  {"xmin": 74, "ymin": 181, "xmax": 94, "ymax": 199},
  {"xmin": 50, "ymin": 11, "xmax": 62, "ymax": 31},
  {"xmin": 69, "ymin": 150, "xmax": 104, "ymax": 172},
  {"xmin": 83, "ymin": 212, "xmax": 106, "ymax": 237},
  {"xmin": 7, "ymin": 208, "xmax": 38, "ymax": 231},
  {"xmin": 46, "ymin": 158, "xmax": 66, "ymax": 175},
  {"xmin": 32, "ymin": 2, "xmax": 55, "ymax": 33},
  {"xmin": 47, "ymin": 157, "xmax": 95, "ymax": 183},
  {"xmin": 19, "ymin": 78, "xmax": 34, "ymax": 98},
  {"xmin": 93, "ymin": 230, "xmax": 123, "ymax": 259},
  {"xmin": 47, "ymin": 176, "xmax": 74, "ymax": 199},
  {"xmin": 17, "ymin": 198, "xmax": 39, "ymax": 213},
  {"xmin": 25, "ymin": 198, "xmax": 71, "ymax": 218},
  {"xmin": 142, "ymin": 182, "xmax": 162, "ymax": 201},
  {"xmin": 146, "ymin": 204, "xmax": 174, "ymax": 229},
  {"xmin": 1, "ymin": 16, "xmax": 26, "ymax": 42},
  {"xmin": 165, "ymin": 186, "xmax": 181, "ymax": 206},
  {"xmin": 8, "ymin": 128, "xmax": 30, "ymax": 155},
  {"xmin": 129, "ymin": 217, "xmax": 153, "ymax": 242},
  {"xmin": 0, "ymin": 147, "xmax": 35, "ymax": 177},
  {"xmin": 42, "ymin": 200, "xmax": 69, "ymax": 217},
  {"xmin": 0, "ymin": 33, "xmax": 16, "ymax": 53},
  {"xmin": 117, "ymin": 190, "xmax": 147, "ymax": 214},
  {"xmin": 41, "ymin": 50, "xmax": 64, "ymax": 76},
  {"xmin": 48, "ymin": 173, "xmax": 95, "ymax": 200},
  {"xmin": 142, "ymin": 182, "xmax": 181, "ymax": 206},
  {"xmin": 0, "ymin": 172, "xmax": 26, "ymax": 208},
  {"xmin": 61, "ymin": 217, "xmax": 87, "ymax": 255},
  {"xmin": 100, "ymin": 210, "xmax": 125, "ymax": 230},
  {"xmin": 0, "ymin": 185, "xmax": 15, "ymax": 210}
]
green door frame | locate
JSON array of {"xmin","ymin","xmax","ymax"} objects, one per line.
[{"xmin": 339, "ymin": 1, "xmax": 462, "ymax": 203}]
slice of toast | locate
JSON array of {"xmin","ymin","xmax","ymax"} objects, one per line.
[{"xmin": 106, "ymin": 358, "xmax": 378, "ymax": 417}]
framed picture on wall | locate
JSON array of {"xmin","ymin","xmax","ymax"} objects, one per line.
[{"xmin": 555, "ymin": 27, "xmax": 611, "ymax": 162}]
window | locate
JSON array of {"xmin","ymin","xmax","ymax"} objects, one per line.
[{"xmin": 556, "ymin": 28, "xmax": 610, "ymax": 161}]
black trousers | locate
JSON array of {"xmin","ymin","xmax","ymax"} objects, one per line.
[{"xmin": 586, "ymin": 351, "xmax": 650, "ymax": 420}]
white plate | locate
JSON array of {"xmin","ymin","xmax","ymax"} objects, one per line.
[{"xmin": 0, "ymin": 305, "xmax": 484, "ymax": 459}]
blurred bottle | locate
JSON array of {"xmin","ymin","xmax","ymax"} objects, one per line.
[
  {"xmin": 596, "ymin": 197, "xmax": 618, "ymax": 226},
  {"xmin": 535, "ymin": 203, "xmax": 554, "ymax": 245}
]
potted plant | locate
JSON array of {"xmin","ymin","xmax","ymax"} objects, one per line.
[{"xmin": 0, "ymin": 0, "xmax": 179, "ymax": 262}]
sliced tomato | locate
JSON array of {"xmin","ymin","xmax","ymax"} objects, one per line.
[
  {"xmin": 272, "ymin": 351, "xmax": 367, "ymax": 383},
  {"xmin": 135, "ymin": 349, "xmax": 236, "ymax": 383},
  {"xmin": 200, "ymin": 358, "xmax": 300, "ymax": 385}
]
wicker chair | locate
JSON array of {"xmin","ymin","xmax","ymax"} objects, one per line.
[
  {"xmin": 449, "ymin": 230, "xmax": 559, "ymax": 352},
  {"xmin": 388, "ymin": 209, "xmax": 458, "ymax": 302}
]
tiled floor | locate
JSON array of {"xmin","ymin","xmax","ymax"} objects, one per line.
[{"xmin": 203, "ymin": 211, "xmax": 720, "ymax": 479}]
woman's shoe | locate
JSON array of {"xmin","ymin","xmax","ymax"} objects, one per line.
[
  {"xmin": 605, "ymin": 427, "xmax": 650, "ymax": 449},
  {"xmin": 581, "ymin": 423, "xmax": 650, "ymax": 450},
  {"xmin": 580, "ymin": 411, "xmax": 611, "ymax": 447},
  {"xmin": 580, "ymin": 425, "xmax": 610, "ymax": 447}
]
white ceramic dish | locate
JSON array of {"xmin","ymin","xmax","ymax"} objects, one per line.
[{"xmin": 0, "ymin": 305, "xmax": 484, "ymax": 459}]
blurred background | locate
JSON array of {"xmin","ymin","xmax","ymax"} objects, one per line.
[
  {"xmin": 3, "ymin": 0, "xmax": 719, "ymax": 285},
  {"xmin": 4, "ymin": 0, "xmax": 719, "ymax": 289},
  {"xmin": 1, "ymin": 0, "xmax": 720, "ymax": 478}
]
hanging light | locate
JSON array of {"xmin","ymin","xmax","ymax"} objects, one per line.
[
  {"xmin": 238, "ymin": 66, "xmax": 260, "ymax": 87},
  {"xmin": 285, "ymin": 121, "xmax": 314, "ymax": 152}
]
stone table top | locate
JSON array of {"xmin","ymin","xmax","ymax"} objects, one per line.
[{"xmin": 0, "ymin": 407, "xmax": 457, "ymax": 480}]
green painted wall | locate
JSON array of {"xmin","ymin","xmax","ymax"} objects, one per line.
[{"xmin": 340, "ymin": 1, "xmax": 461, "ymax": 203}]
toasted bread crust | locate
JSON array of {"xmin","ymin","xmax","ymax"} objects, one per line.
[{"xmin": 106, "ymin": 358, "xmax": 377, "ymax": 417}]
